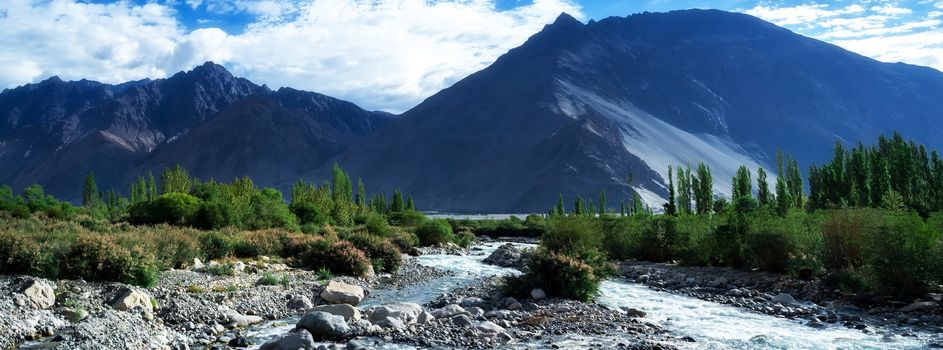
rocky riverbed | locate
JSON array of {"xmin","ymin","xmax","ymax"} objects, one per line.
[{"xmin": 620, "ymin": 261, "xmax": 943, "ymax": 346}]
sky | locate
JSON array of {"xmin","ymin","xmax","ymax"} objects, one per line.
[{"xmin": 1, "ymin": 1, "xmax": 941, "ymax": 112}]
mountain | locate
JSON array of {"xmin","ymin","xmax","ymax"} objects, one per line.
[
  {"xmin": 0, "ymin": 62, "xmax": 391, "ymax": 201},
  {"xmin": 314, "ymin": 10, "xmax": 943, "ymax": 213}
]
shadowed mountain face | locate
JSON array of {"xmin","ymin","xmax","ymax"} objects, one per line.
[
  {"xmin": 313, "ymin": 10, "xmax": 943, "ymax": 213},
  {"xmin": 0, "ymin": 62, "xmax": 391, "ymax": 201}
]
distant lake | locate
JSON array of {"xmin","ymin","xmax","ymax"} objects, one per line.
[{"xmin": 423, "ymin": 213, "xmax": 536, "ymax": 220}]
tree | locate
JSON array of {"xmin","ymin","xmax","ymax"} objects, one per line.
[
  {"xmin": 555, "ymin": 194, "xmax": 566, "ymax": 216},
  {"xmin": 732, "ymin": 165, "xmax": 752, "ymax": 200},
  {"xmin": 357, "ymin": 178, "xmax": 366, "ymax": 209},
  {"xmin": 391, "ymin": 190, "xmax": 405, "ymax": 213},
  {"xmin": 598, "ymin": 190, "xmax": 607, "ymax": 216},
  {"xmin": 406, "ymin": 197, "xmax": 415, "ymax": 211},
  {"xmin": 694, "ymin": 162, "xmax": 713, "ymax": 214},
  {"xmin": 83, "ymin": 171, "xmax": 100, "ymax": 208},
  {"xmin": 573, "ymin": 197, "xmax": 585, "ymax": 216},
  {"xmin": 664, "ymin": 167, "xmax": 677, "ymax": 215},
  {"xmin": 677, "ymin": 165, "xmax": 692, "ymax": 214},
  {"xmin": 160, "ymin": 165, "xmax": 192, "ymax": 194},
  {"xmin": 756, "ymin": 167, "xmax": 771, "ymax": 207}
]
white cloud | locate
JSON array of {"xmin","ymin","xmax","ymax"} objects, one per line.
[
  {"xmin": 744, "ymin": 1, "xmax": 943, "ymax": 73},
  {"xmin": 0, "ymin": 0, "xmax": 581, "ymax": 112}
]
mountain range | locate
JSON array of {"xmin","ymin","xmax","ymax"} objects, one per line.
[{"xmin": 3, "ymin": 9, "xmax": 943, "ymax": 212}]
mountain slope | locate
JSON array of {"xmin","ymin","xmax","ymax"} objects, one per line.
[
  {"xmin": 0, "ymin": 63, "xmax": 391, "ymax": 200},
  {"xmin": 316, "ymin": 10, "xmax": 943, "ymax": 212}
]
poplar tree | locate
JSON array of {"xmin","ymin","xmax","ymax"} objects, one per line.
[
  {"xmin": 694, "ymin": 162, "xmax": 713, "ymax": 214},
  {"xmin": 82, "ymin": 171, "xmax": 100, "ymax": 208},
  {"xmin": 664, "ymin": 167, "xmax": 677, "ymax": 215},
  {"xmin": 757, "ymin": 167, "xmax": 771, "ymax": 207}
]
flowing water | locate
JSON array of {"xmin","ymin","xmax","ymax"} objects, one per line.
[{"xmin": 244, "ymin": 242, "xmax": 934, "ymax": 349}]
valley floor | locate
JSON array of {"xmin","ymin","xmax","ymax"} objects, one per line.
[{"xmin": 1, "ymin": 239, "xmax": 940, "ymax": 350}]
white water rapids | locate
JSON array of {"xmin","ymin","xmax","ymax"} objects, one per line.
[{"xmin": 244, "ymin": 241, "xmax": 933, "ymax": 349}]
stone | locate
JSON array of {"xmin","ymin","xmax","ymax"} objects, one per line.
[
  {"xmin": 310, "ymin": 304, "xmax": 362, "ymax": 321},
  {"xmin": 684, "ymin": 277, "xmax": 697, "ymax": 285},
  {"xmin": 451, "ymin": 314, "xmax": 473, "ymax": 327},
  {"xmin": 228, "ymin": 337, "xmax": 250, "ymax": 348},
  {"xmin": 368, "ymin": 303, "xmax": 423, "ymax": 325},
  {"xmin": 772, "ymin": 293, "xmax": 796, "ymax": 304},
  {"xmin": 461, "ymin": 297, "xmax": 485, "ymax": 307},
  {"xmin": 192, "ymin": 258, "xmax": 205, "ymax": 270},
  {"xmin": 475, "ymin": 321, "xmax": 505, "ymax": 334},
  {"xmin": 710, "ymin": 277, "xmax": 728, "ymax": 287},
  {"xmin": 899, "ymin": 301, "xmax": 937, "ymax": 312},
  {"xmin": 226, "ymin": 311, "xmax": 264, "ymax": 327},
  {"xmin": 296, "ymin": 311, "xmax": 350, "ymax": 340},
  {"xmin": 530, "ymin": 288, "xmax": 546, "ymax": 300},
  {"xmin": 431, "ymin": 304, "xmax": 467, "ymax": 318},
  {"xmin": 62, "ymin": 308, "xmax": 89, "ymax": 322},
  {"xmin": 111, "ymin": 288, "xmax": 153, "ymax": 312},
  {"xmin": 259, "ymin": 331, "xmax": 316, "ymax": 350},
  {"xmin": 233, "ymin": 261, "xmax": 246, "ymax": 273},
  {"xmin": 288, "ymin": 296, "xmax": 313, "ymax": 310},
  {"xmin": 20, "ymin": 279, "xmax": 56, "ymax": 309},
  {"xmin": 503, "ymin": 297, "xmax": 519, "ymax": 308},
  {"xmin": 417, "ymin": 311, "xmax": 435, "ymax": 324},
  {"xmin": 622, "ymin": 307, "xmax": 647, "ymax": 318},
  {"xmin": 376, "ymin": 317, "xmax": 406, "ymax": 330},
  {"xmin": 320, "ymin": 281, "xmax": 365, "ymax": 306},
  {"xmin": 347, "ymin": 340, "xmax": 368, "ymax": 350},
  {"xmin": 466, "ymin": 306, "xmax": 484, "ymax": 317},
  {"xmin": 482, "ymin": 243, "xmax": 524, "ymax": 267},
  {"xmin": 507, "ymin": 302, "xmax": 522, "ymax": 311}
]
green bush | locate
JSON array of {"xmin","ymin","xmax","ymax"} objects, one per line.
[
  {"xmin": 746, "ymin": 232, "xmax": 792, "ymax": 273},
  {"xmin": 321, "ymin": 241, "xmax": 371, "ymax": 277},
  {"xmin": 291, "ymin": 202, "xmax": 331, "ymax": 226},
  {"xmin": 257, "ymin": 272, "xmax": 289, "ymax": 286},
  {"xmin": 863, "ymin": 211, "xmax": 939, "ymax": 300},
  {"xmin": 541, "ymin": 216, "xmax": 602, "ymax": 256},
  {"xmin": 341, "ymin": 231, "xmax": 403, "ymax": 273},
  {"xmin": 505, "ymin": 249, "xmax": 605, "ymax": 302},
  {"xmin": 389, "ymin": 210, "xmax": 426, "ymax": 227},
  {"xmin": 130, "ymin": 192, "xmax": 203, "ymax": 225},
  {"xmin": 0, "ymin": 232, "xmax": 47, "ymax": 276},
  {"xmin": 62, "ymin": 235, "xmax": 159, "ymax": 287},
  {"xmin": 455, "ymin": 227, "xmax": 475, "ymax": 248},
  {"xmin": 415, "ymin": 219, "xmax": 454, "ymax": 246},
  {"xmin": 234, "ymin": 229, "xmax": 291, "ymax": 258},
  {"xmin": 365, "ymin": 212, "xmax": 391, "ymax": 236},
  {"xmin": 199, "ymin": 231, "xmax": 235, "ymax": 260}
]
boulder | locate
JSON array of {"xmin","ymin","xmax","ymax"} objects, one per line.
[
  {"xmin": 296, "ymin": 311, "xmax": 350, "ymax": 340},
  {"xmin": 466, "ymin": 306, "xmax": 484, "ymax": 317},
  {"xmin": 417, "ymin": 311, "xmax": 435, "ymax": 324},
  {"xmin": 622, "ymin": 307, "xmax": 647, "ymax": 318},
  {"xmin": 20, "ymin": 279, "xmax": 55, "ymax": 309},
  {"xmin": 226, "ymin": 311, "xmax": 264, "ymax": 327},
  {"xmin": 530, "ymin": 288, "xmax": 546, "ymax": 301},
  {"xmin": 375, "ymin": 316, "xmax": 406, "ymax": 330},
  {"xmin": 288, "ymin": 296, "xmax": 313, "ymax": 310},
  {"xmin": 431, "ymin": 304, "xmax": 467, "ymax": 318},
  {"xmin": 259, "ymin": 331, "xmax": 316, "ymax": 350},
  {"xmin": 451, "ymin": 314, "xmax": 473, "ymax": 327},
  {"xmin": 899, "ymin": 301, "xmax": 937, "ymax": 312},
  {"xmin": 320, "ymin": 281, "xmax": 365, "ymax": 306},
  {"xmin": 772, "ymin": 293, "xmax": 796, "ymax": 304},
  {"xmin": 192, "ymin": 258, "xmax": 205, "ymax": 270},
  {"xmin": 311, "ymin": 304, "xmax": 361, "ymax": 321},
  {"xmin": 475, "ymin": 321, "xmax": 506, "ymax": 334},
  {"xmin": 368, "ymin": 303, "xmax": 423, "ymax": 325},
  {"xmin": 111, "ymin": 288, "xmax": 153, "ymax": 312},
  {"xmin": 482, "ymin": 243, "xmax": 525, "ymax": 267}
]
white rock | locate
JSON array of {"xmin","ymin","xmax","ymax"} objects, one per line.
[
  {"xmin": 417, "ymin": 311, "xmax": 435, "ymax": 324},
  {"xmin": 530, "ymin": 288, "xmax": 546, "ymax": 300},
  {"xmin": 772, "ymin": 293, "xmax": 796, "ymax": 304},
  {"xmin": 368, "ymin": 303, "xmax": 423, "ymax": 324},
  {"xmin": 192, "ymin": 258, "xmax": 205, "ymax": 270},
  {"xmin": 899, "ymin": 301, "xmax": 937, "ymax": 312},
  {"xmin": 310, "ymin": 304, "xmax": 362, "ymax": 321},
  {"xmin": 288, "ymin": 296, "xmax": 314, "ymax": 310},
  {"xmin": 431, "ymin": 304, "xmax": 467, "ymax": 318},
  {"xmin": 475, "ymin": 321, "xmax": 506, "ymax": 334},
  {"xmin": 20, "ymin": 279, "xmax": 55, "ymax": 309},
  {"xmin": 320, "ymin": 281, "xmax": 365, "ymax": 306},
  {"xmin": 111, "ymin": 288, "xmax": 153, "ymax": 312}
]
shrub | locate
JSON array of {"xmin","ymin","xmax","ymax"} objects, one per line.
[
  {"xmin": 390, "ymin": 210, "xmax": 426, "ymax": 227},
  {"xmin": 388, "ymin": 229, "xmax": 419, "ymax": 252},
  {"xmin": 505, "ymin": 249, "xmax": 605, "ymax": 302},
  {"xmin": 822, "ymin": 210, "xmax": 872, "ymax": 270},
  {"xmin": 341, "ymin": 231, "xmax": 403, "ymax": 273},
  {"xmin": 137, "ymin": 226, "xmax": 201, "ymax": 269},
  {"xmin": 541, "ymin": 216, "xmax": 602, "ymax": 256},
  {"xmin": 863, "ymin": 211, "xmax": 938, "ymax": 300},
  {"xmin": 415, "ymin": 219, "xmax": 454, "ymax": 246},
  {"xmin": 130, "ymin": 193, "xmax": 203, "ymax": 225},
  {"xmin": 62, "ymin": 235, "xmax": 159, "ymax": 287},
  {"xmin": 204, "ymin": 263, "xmax": 235, "ymax": 276},
  {"xmin": 284, "ymin": 234, "xmax": 327, "ymax": 259},
  {"xmin": 235, "ymin": 229, "xmax": 290, "ymax": 258},
  {"xmin": 746, "ymin": 232, "xmax": 792, "ymax": 273},
  {"xmin": 291, "ymin": 202, "xmax": 330, "ymax": 226},
  {"xmin": 0, "ymin": 232, "xmax": 47, "ymax": 276},
  {"xmin": 320, "ymin": 241, "xmax": 371, "ymax": 277},
  {"xmin": 455, "ymin": 228, "xmax": 475, "ymax": 248},
  {"xmin": 199, "ymin": 231, "xmax": 234, "ymax": 260},
  {"xmin": 365, "ymin": 212, "xmax": 391, "ymax": 236},
  {"xmin": 638, "ymin": 216, "xmax": 679, "ymax": 262}
]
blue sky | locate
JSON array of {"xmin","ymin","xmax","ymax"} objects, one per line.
[{"xmin": 1, "ymin": 0, "xmax": 942, "ymax": 112}]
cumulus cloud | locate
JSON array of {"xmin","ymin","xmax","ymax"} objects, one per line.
[
  {"xmin": 744, "ymin": 1, "xmax": 943, "ymax": 73},
  {"xmin": 0, "ymin": 0, "xmax": 581, "ymax": 112}
]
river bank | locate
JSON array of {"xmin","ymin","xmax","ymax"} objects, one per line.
[{"xmin": 2, "ymin": 239, "xmax": 940, "ymax": 349}]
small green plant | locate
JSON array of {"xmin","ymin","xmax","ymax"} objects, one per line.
[
  {"xmin": 212, "ymin": 284, "xmax": 240, "ymax": 292},
  {"xmin": 257, "ymin": 272, "xmax": 290, "ymax": 286},
  {"xmin": 316, "ymin": 267, "xmax": 333, "ymax": 280},
  {"xmin": 186, "ymin": 284, "xmax": 205, "ymax": 294},
  {"xmin": 204, "ymin": 263, "xmax": 235, "ymax": 276}
]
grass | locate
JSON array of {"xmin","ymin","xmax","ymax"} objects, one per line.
[
  {"xmin": 257, "ymin": 272, "xmax": 290, "ymax": 286},
  {"xmin": 186, "ymin": 284, "xmax": 205, "ymax": 294}
]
